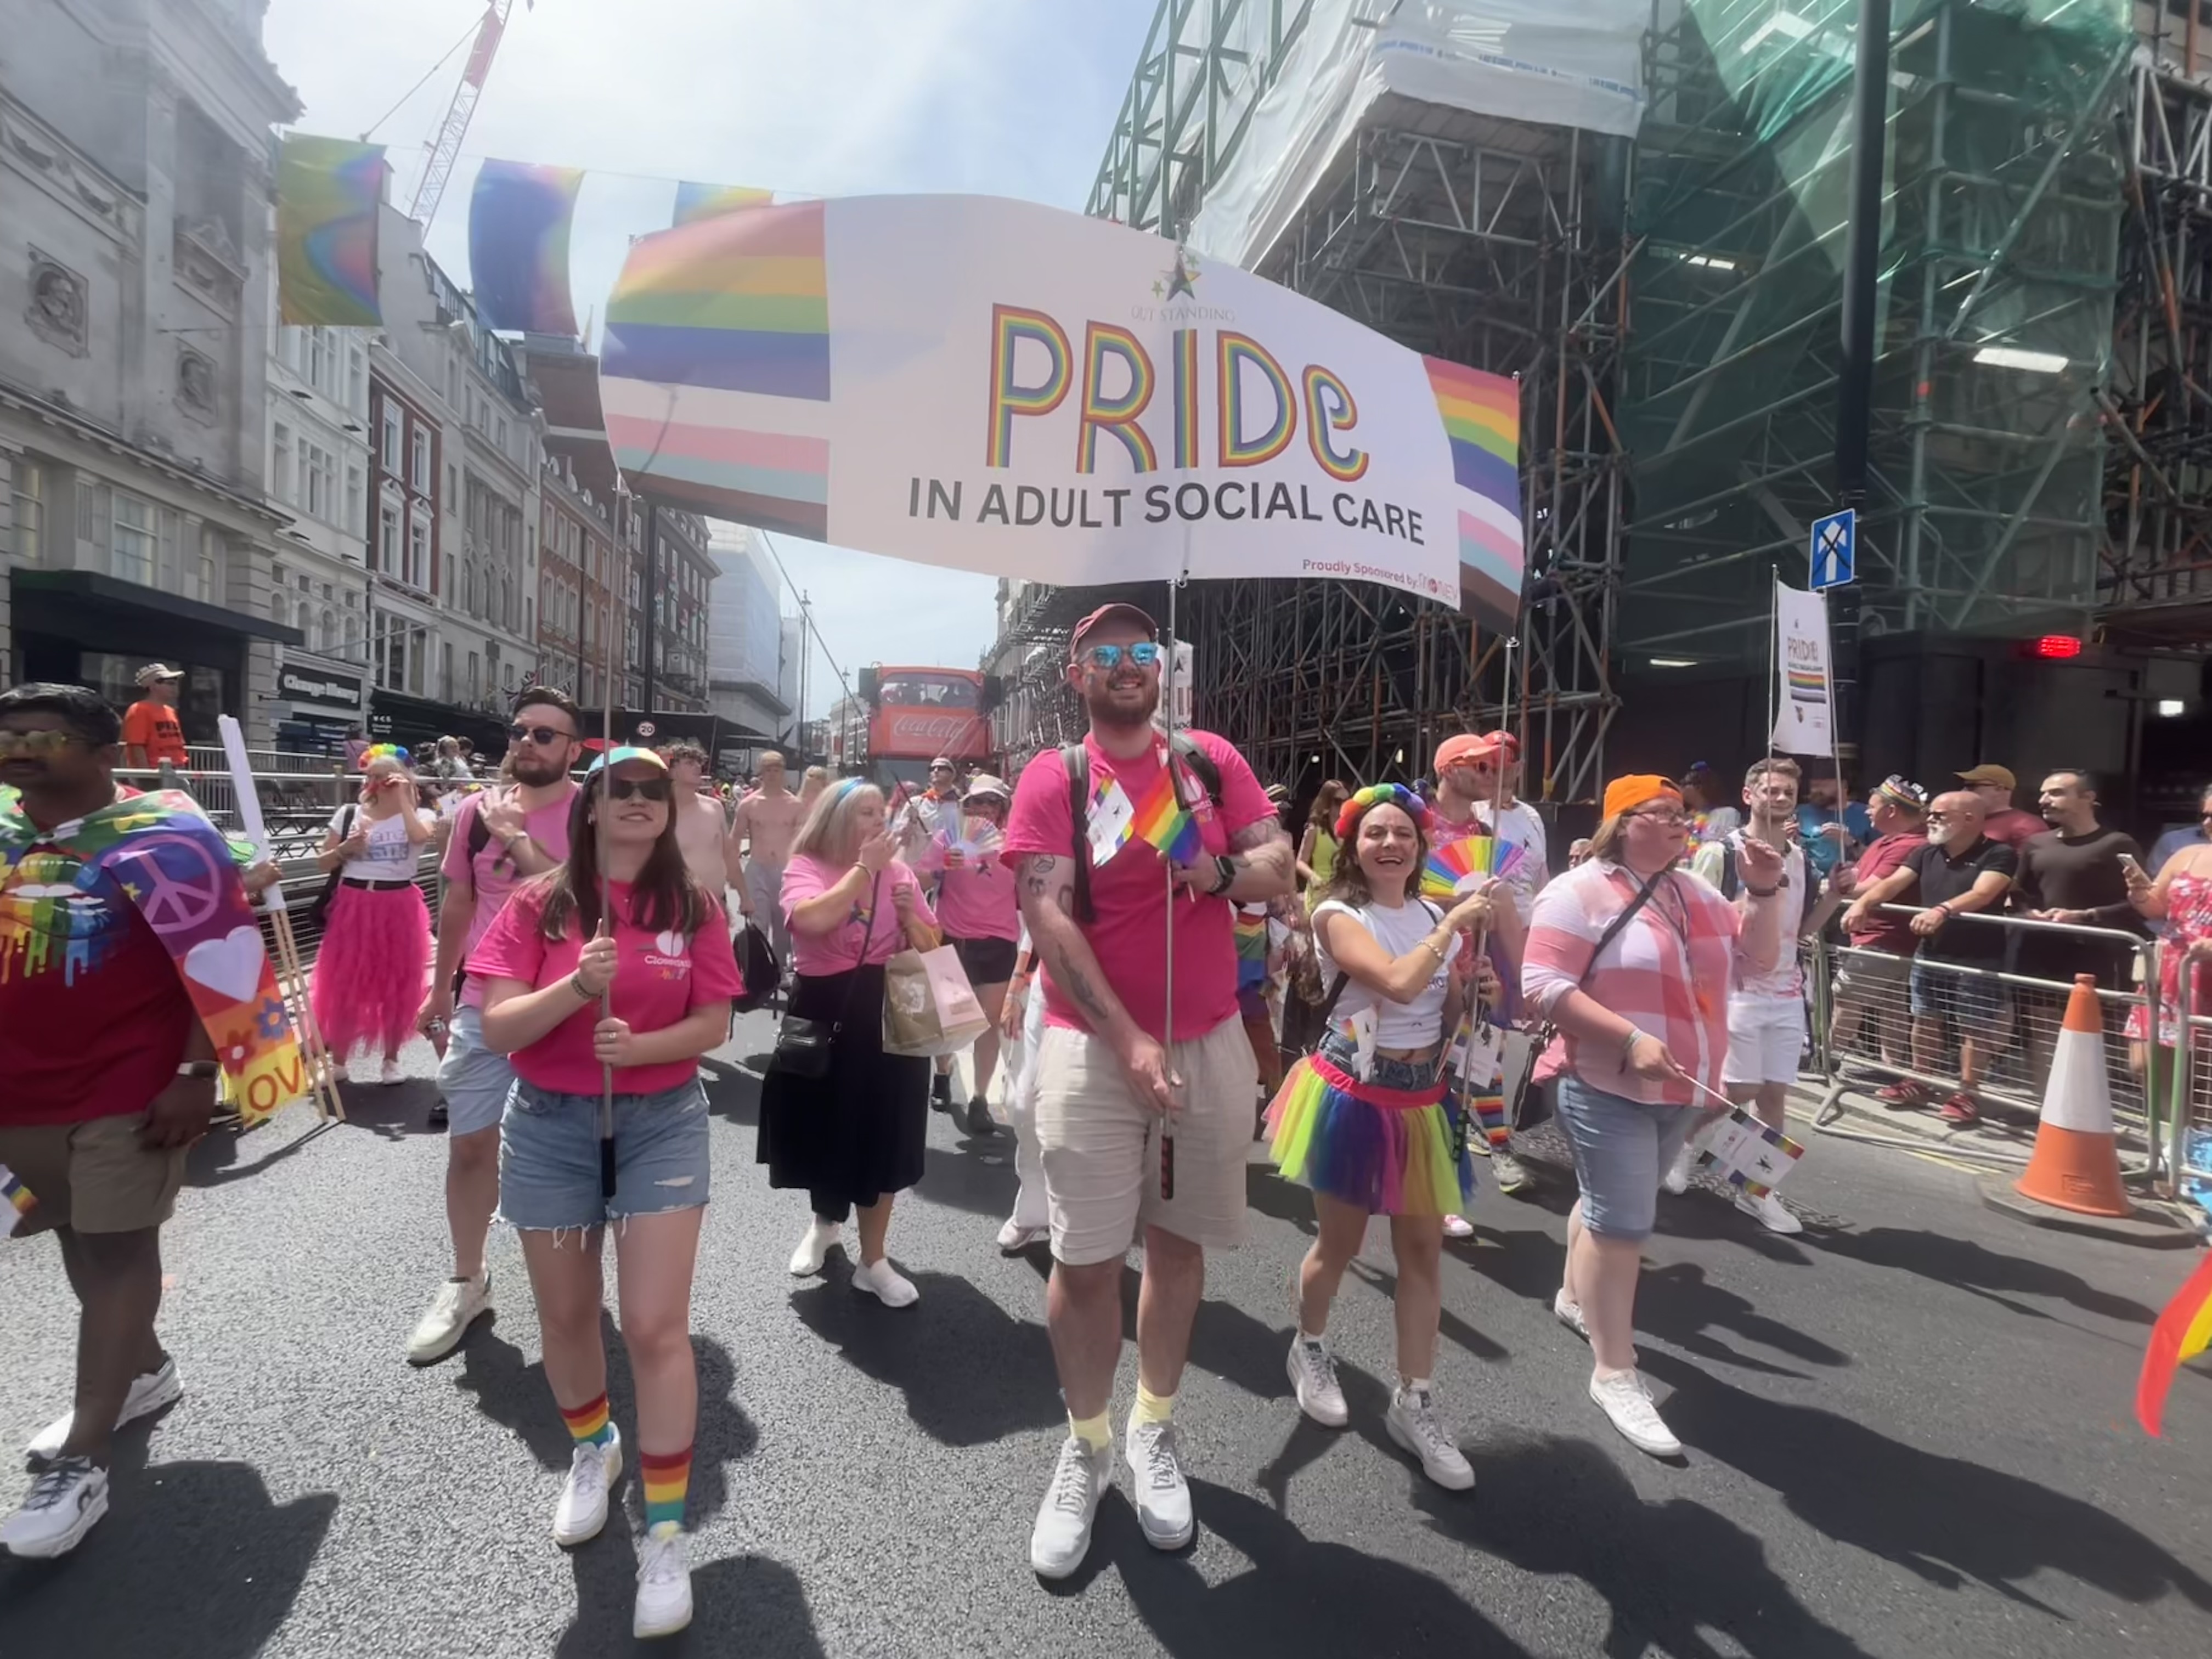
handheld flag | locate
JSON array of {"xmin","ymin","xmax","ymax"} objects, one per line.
[{"xmin": 2137, "ymin": 1251, "xmax": 2212, "ymax": 1436}]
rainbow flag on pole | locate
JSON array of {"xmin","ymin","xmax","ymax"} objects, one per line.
[{"xmin": 2137, "ymin": 1251, "xmax": 2212, "ymax": 1436}]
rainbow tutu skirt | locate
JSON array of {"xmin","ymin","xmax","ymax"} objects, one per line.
[{"xmin": 1264, "ymin": 1054, "xmax": 1474, "ymax": 1216}]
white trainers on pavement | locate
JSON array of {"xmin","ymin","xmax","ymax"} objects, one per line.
[
  {"xmin": 787, "ymin": 1217, "xmax": 842, "ymax": 1277},
  {"xmin": 1285, "ymin": 1335, "xmax": 1348, "ymax": 1427},
  {"xmin": 633, "ymin": 1523, "xmax": 694, "ymax": 1638},
  {"xmin": 1, "ymin": 1457, "xmax": 109, "ymax": 1558},
  {"xmin": 851, "ymin": 1256, "xmax": 919, "ymax": 1307},
  {"xmin": 380, "ymin": 1057, "xmax": 403, "ymax": 1086},
  {"xmin": 1385, "ymin": 1384, "xmax": 1476, "ymax": 1491},
  {"xmin": 995, "ymin": 1218, "xmax": 1047, "ymax": 1254},
  {"xmin": 1662, "ymin": 1141, "xmax": 1699, "ymax": 1195},
  {"xmin": 1030, "ymin": 1436, "xmax": 1112, "ymax": 1579},
  {"xmin": 552, "ymin": 1424, "xmax": 623, "ymax": 1545},
  {"xmin": 25, "ymin": 1355, "xmax": 182, "ymax": 1462},
  {"xmin": 1733, "ymin": 1188, "xmax": 1804, "ymax": 1234},
  {"xmin": 1124, "ymin": 1419, "xmax": 1194, "ymax": 1550},
  {"xmin": 1589, "ymin": 1368, "xmax": 1682, "ymax": 1458},
  {"xmin": 1552, "ymin": 1291, "xmax": 1590, "ymax": 1341},
  {"xmin": 406, "ymin": 1272, "xmax": 492, "ymax": 1365}
]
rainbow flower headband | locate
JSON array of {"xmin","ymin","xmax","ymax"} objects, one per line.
[
  {"xmin": 363, "ymin": 743, "xmax": 410, "ymax": 765},
  {"xmin": 1334, "ymin": 783, "xmax": 1423, "ymax": 842}
]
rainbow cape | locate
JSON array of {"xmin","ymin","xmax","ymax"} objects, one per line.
[
  {"xmin": 1, "ymin": 789, "xmax": 306, "ymax": 1126},
  {"xmin": 2137, "ymin": 1251, "xmax": 2212, "ymax": 1436}
]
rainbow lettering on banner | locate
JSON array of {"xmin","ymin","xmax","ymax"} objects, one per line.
[
  {"xmin": 469, "ymin": 160, "xmax": 585, "ymax": 336},
  {"xmin": 1076, "ymin": 323, "xmax": 1157, "ymax": 473},
  {"xmin": 1425, "ymin": 357, "xmax": 1524, "ymax": 625},
  {"xmin": 602, "ymin": 200, "xmax": 833, "ymax": 537},
  {"xmin": 1171, "ymin": 329, "xmax": 1201, "ymax": 470},
  {"xmin": 1302, "ymin": 366, "xmax": 1369, "ymax": 482},
  {"xmin": 672, "ymin": 182, "xmax": 775, "ymax": 227},
  {"xmin": 1129, "ymin": 765, "xmax": 1203, "ymax": 866},
  {"xmin": 1218, "ymin": 333, "xmax": 1296, "ymax": 467},
  {"xmin": 987, "ymin": 306, "xmax": 1073, "ymax": 467},
  {"xmin": 1, "ymin": 1164, "xmax": 33, "ymax": 1237},
  {"xmin": 275, "ymin": 135, "xmax": 386, "ymax": 327}
]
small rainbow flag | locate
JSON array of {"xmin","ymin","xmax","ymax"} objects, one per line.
[
  {"xmin": 2137, "ymin": 1251, "xmax": 2212, "ymax": 1436},
  {"xmin": 1420, "ymin": 835, "xmax": 1526, "ymax": 899},
  {"xmin": 1130, "ymin": 764, "xmax": 1202, "ymax": 865},
  {"xmin": 1424, "ymin": 356, "xmax": 1523, "ymax": 627},
  {"xmin": 1, "ymin": 1164, "xmax": 33, "ymax": 1237}
]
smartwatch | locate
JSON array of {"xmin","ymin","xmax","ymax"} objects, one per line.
[
  {"xmin": 176, "ymin": 1061, "xmax": 221, "ymax": 1079},
  {"xmin": 1210, "ymin": 854, "xmax": 1237, "ymax": 896}
]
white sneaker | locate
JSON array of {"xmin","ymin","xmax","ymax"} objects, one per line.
[
  {"xmin": 0, "ymin": 1457, "xmax": 109, "ymax": 1558},
  {"xmin": 1662, "ymin": 1141, "xmax": 1700, "ymax": 1195},
  {"xmin": 1553, "ymin": 1290, "xmax": 1590, "ymax": 1341},
  {"xmin": 553, "ymin": 1424, "xmax": 623, "ymax": 1546},
  {"xmin": 996, "ymin": 1217, "xmax": 1048, "ymax": 1254},
  {"xmin": 380, "ymin": 1057, "xmax": 403, "ymax": 1086},
  {"xmin": 1030, "ymin": 1435, "xmax": 1112, "ymax": 1579},
  {"xmin": 1491, "ymin": 1149, "xmax": 1535, "ymax": 1196},
  {"xmin": 406, "ymin": 1272, "xmax": 492, "ymax": 1365},
  {"xmin": 1285, "ymin": 1335, "xmax": 1348, "ymax": 1428},
  {"xmin": 1734, "ymin": 1188, "xmax": 1804, "ymax": 1235},
  {"xmin": 1442, "ymin": 1214, "xmax": 1475, "ymax": 1240},
  {"xmin": 1124, "ymin": 1418, "xmax": 1194, "ymax": 1550},
  {"xmin": 633, "ymin": 1523, "xmax": 694, "ymax": 1638},
  {"xmin": 329, "ymin": 1060, "xmax": 350, "ymax": 1084},
  {"xmin": 787, "ymin": 1217, "xmax": 842, "ymax": 1277},
  {"xmin": 1589, "ymin": 1368, "xmax": 1682, "ymax": 1458},
  {"xmin": 1385, "ymin": 1384, "xmax": 1476, "ymax": 1491},
  {"xmin": 25, "ymin": 1355, "xmax": 182, "ymax": 1462},
  {"xmin": 851, "ymin": 1256, "xmax": 919, "ymax": 1308}
]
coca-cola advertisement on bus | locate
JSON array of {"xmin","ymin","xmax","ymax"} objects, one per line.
[{"xmin": 868, "ymin": 669, "xmax": 991, "ymax": 771}]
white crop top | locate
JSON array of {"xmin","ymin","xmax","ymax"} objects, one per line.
[
  {"xmin": 329, "ymin": 805, "xmax": 433, "ymax": 882},
  {"xmin": 1311, "ymin": 898, "xmax": 1452, "ymax": 1049}
]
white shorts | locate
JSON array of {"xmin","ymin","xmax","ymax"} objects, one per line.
[{"xmin": 1722, "ymin": 994, "xmax": 1805, "ymax": 1087}]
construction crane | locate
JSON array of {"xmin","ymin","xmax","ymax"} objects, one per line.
[{"xmin": 408, "ymin": 0, "xmax": 522, "ymax": 231}]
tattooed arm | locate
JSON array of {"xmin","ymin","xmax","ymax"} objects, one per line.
[{"xmin": 1017, "ymin": 851, "xmax": 1180, "ymax": 1111}]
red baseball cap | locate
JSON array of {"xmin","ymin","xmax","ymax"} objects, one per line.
[
  {"xmin": 1069, "ymin": 602, "xmax": 1158, "ymax": 660},
  {"xmin": 1433, "ymin": 730, "xmax": 1519, "ymax": 775}
]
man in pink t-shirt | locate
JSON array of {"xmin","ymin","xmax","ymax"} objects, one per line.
[
  {"xmin": 404, "ymin": 687, "xmax": 583, "ymax": 1365},
  {"xmin": 1002, "ymin": 602, "xmax": 1293, "ymax": 1579}
]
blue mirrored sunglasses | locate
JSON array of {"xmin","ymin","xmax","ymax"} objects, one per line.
[{"xmin": 1083, "ymin": 641, "xmax": 1162, "ymax": 670}]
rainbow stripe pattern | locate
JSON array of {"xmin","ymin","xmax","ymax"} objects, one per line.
[
  {"xmin": 560, "ymin": 1392, "xmax": 613, "ymax": 1447},
  {"xmin": 1265, "ymin": 1056, "xmax": 1472, "ymax": 1215},
  {"xmin": 1424, "ymin": 357, "xmax": 1524, "ymax": 625},
  {"xmin": 2138, "ymin": 1251, "xmax": 2212, "ymax": 1436},
  {"xmin": 469, "ymin": 160, "xmax": 585, "ymax": 336},
  {"xmin": 640, "ymin": 1446, "xmax": 691, "ymax": 1532},
  {"xmin": 672, "ymin": 182, "xmax": 775, "ymax": 227},
  {"xmin": 1419, "ymin": 835, "xmax": 1527, "ymax": 899},
  {"xmin": 602, "ymin": 200, "xmax": 832, "ymax": 537},
  {"xmin": 275, "ymin": 134, "xmax": 385, "ymax": 326},
  {"xmin": 1129, "ymin": 764, "xmax": 1202, "ymax": 865},
  {"xmin": 1, "ymin": 1164, "xmax": 32, "ymax": 1236}
]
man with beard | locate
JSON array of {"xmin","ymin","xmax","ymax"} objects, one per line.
[
  {"xmin": 2012, "ymin": 769, "xmax": 2145, "ymax": 1084},
  {"xmin": 1004, "ymin": 604, "xmax": 1293, "ymax": 1579},
  {"xmin": 407, "ymin": 687, "xmax": 583, "ymax": 1363}
]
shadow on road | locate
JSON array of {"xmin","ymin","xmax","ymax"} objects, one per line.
[
  {"xmin": 554, "ymin": 1543, "xmax": 827, "ymax": 1658},
  {"xmin": 699, "ymin": 1059, "xmax": 763, "ymax": 1126},
  {"xmin": 0, "ymin": 1454, "xmax": 335, "ymax": 1657},
  {"xmin": 1418, "ymin": 1431, "xmax": 1880, "ymax": 1659},
  {"xmin": 1634, "ymin": 1260, "xmax": 1850, "ymax": 1379},
  {"xmin": 1014, "ymin": 1255, "xmax": 1299, "ymax": 1405},
  {"xmin": 1643, "ymin": 1349, "xmax": 2212, "ymax": 1617},
  {"xmin": 1812, "ymin": 1225, "xmax": 2158, "ymax": 1328},
  {"xmin": 916, "ymin": 1141, "xmax": 1019, "ymax": 1217}
]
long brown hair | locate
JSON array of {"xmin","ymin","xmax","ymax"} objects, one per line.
[
  {"xmin": 1308, "ymin": 779, "xmax": 1349, "ymax": 832},
  {"xmin": 1317, "ymin": 789, "xmax": 1429, "ymax": 911},
  {"xmin": 534, "ymin": 778, "xmax": 708, "ymax": 941}
]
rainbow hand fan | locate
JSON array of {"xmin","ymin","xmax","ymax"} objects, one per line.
[
  {"xmin": 942, "ymin": 816, "xmax": 1005, "ymax": 861},
  {"xmin": 1420, "ymin": 836, "xmax": 1525, "ymax": 899}
]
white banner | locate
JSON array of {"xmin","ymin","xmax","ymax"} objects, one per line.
[
  {"xmin": 599, "ymin": 193, "xmax": 1525, "ymax": 626},
  {"xmin": 1771, "ymin": 582, "xmax": 1835, "ymax": 753}
]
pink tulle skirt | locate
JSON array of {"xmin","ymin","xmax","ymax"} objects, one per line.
[{"xmin": 311, "ymin": 882, "xmax": 431, "ymax": 1061}]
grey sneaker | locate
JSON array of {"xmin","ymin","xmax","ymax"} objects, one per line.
[
  {"xmin": 1030, "ymin": 1436, "xmax": 1111, "ymax": 1579},
  {"xmin": 1385, "ymin": 1384, "xmax": 1475, "ymax": 1490},
  {"xmin": 0, "ymin": 1456, "xmax": 109, "ymax": 1558},
  {"xmin": 1286, "ymin": 1335, "xmax": 1348, "ymax": 1427},
  {"xmin": 1589, "ymin": 1368, "xmax": 1681, "ymax": 1458},
  {"xmin": 1491, "ymin": 1149, "xmax": 1536, "ymax": 1195},
  {"xmin": 1125, "ymin": 1419, "xmax": 1194, "ymax": 1550}
]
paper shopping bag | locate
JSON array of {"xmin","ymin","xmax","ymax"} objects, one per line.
[{"xmin": 882, "ymin": 944, "xmax": 991, "ymax": 1058}]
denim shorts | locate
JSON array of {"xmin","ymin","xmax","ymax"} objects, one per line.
[
  {"xmin": 498, "ymin": 1076, "xmax": 712, "ymax": 1231},
  {"xmin": 1316, "ymin": 1031, "xmax": 1442, "ymax": 1092},
  {"xmin": 1908, "ymin": 961, "xmax": 2006, "ymax": 1036},
  {"xmin": 437, "ymin": 1005, "xmax": 517, "ymax": 1137},
  {"xmin": 1553, "ymin": 1074, "xmax": 1700, "ymax": 1243}
]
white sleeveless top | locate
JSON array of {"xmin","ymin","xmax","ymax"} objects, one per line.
[{"xmin": 1311, "ymin": 897, "xmax": 1451, "ymax": 1049}]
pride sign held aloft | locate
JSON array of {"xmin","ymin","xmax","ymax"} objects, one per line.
[{"xmin": 600, "ymin": 193, "xmax": 1522, "ymax": 622}]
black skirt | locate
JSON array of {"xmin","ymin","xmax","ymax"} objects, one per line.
[{"xmin": 756, "ymin": 963, "xmax": 930, "ymax": 1209}]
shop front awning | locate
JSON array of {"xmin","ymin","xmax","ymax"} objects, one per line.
[{"xmin": 12, "ymin": 568, "xmax": 303, "ymax": 645}]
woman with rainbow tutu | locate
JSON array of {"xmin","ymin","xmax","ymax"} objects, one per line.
[{"xmin": 1263, "ymin": 783, "xmax": 1519, "ymax": 1489}]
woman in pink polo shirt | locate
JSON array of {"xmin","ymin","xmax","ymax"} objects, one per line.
[
  {"xmin": 470, "ymin": 746, "xmax": 743, "ymax": 1640},
  {"xmin": 924, "ymin": 772, "xmax": 1020, "ymax": 1136}
]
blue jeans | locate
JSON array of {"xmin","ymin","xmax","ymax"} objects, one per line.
[
  {"xmin": 498, "ymin": 1076, "xmax": 711, "ymax": 1231},
  {"xmin": 1553, "ymin": 1074, "xmax": 1699, "ymax": 1243}
]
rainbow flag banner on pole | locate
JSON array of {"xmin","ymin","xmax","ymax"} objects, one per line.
[
  {"xmin": 469, "ymin": 160, "xmax": 586, "ymax": 337},
  {"xmin": 601, "ymin": 192, "xmax": 1522, "ymax": 626},
  {"xmin": 275, "ymin": 134, "xmax": 386, "ymax": 326},
  {"xmin": 2137, "ymin": 1251, "xmax": 2212, "ymax": 1436}
]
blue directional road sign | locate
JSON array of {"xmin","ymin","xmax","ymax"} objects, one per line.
[{"xmin": 1810, "ymin": 508, "xmax": 1856, "ymax": 591}]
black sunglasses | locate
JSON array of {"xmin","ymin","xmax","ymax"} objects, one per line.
[
  {"xmin": 602, "ymin": 776, "xmax": 672, "ymax": 802},
  {"xmin": 508, "ymin": 723, "xmax": 574, "ymax": 747}
]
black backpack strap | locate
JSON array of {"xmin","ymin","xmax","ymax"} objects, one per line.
[
  {"xmin": 1060, "ymin": 743, "xmax": 1094, "ymax": 924},
  {"xmin": 1167, "ymin": 731, "xmax": 1223, "ymax": 809},
  {"xmin": 466, "ymin": 796, "xmax": 492, "ymax": 862}
]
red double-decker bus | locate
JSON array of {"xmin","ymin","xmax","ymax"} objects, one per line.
[{"xmin": 862, "ymin": 667, "xmax": 992, "ymax": 791}]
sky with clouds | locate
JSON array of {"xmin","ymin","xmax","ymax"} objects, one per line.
[{"xmin": 263, "ymin": 0, "xmax": 1156, "ymax": 714}]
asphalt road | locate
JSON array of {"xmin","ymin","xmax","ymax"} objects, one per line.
[{"xmin": 4, "ymin": 1005, "xmax": 2210, "ymax": 1658}]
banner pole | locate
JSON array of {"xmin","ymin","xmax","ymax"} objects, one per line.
[
  {"xmin": 599, "ymin": 484, "xmax": 627, "ymax": 1201},
  {"xmin": 1819, "ymin": 584, "xmax": 1841, "ymax": 800},
  {"xmin": 1767, "ymin": 571, "xmax": 1780, "ymax": 757}
]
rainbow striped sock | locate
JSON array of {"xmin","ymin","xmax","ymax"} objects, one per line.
[
  {"xmin": 1470, "ymin": 1091, "xmax": 1511, "ymax": 1152},
  {"xmin": 560, "ymin": 1393, "xmax": 614, "ymax": 1448},
  {"xmin": 640, "ymin": 1446, "xmax": 691, "ymax": 1534}
]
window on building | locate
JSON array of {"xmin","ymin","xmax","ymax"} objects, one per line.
[
  {"xmin": 109, "ymin": 492, "xmax": 156, "ymax": 586},
  {"xmin": 378, "ymin": 500, "xmax": 402, "ymax": 575},
  {"xmin": 410, "ymin": 428, "xmax": 431, "ymax": 494},
  {"xmin": 195, "ymin": 527, "xmax": 222, "ymax": 605},
  {"xmin": 304, "ymin": 441, "xmax": 335, "ymax": 523},
  {"xmin": 272, "ymin": 424, "xmax": 294, "ymax": 507},
  {"xmin": 347, "ymin": 342, "xmax": 366, "ymax": 413},
  {"xmin": 406, "ymin": 517, "xmax": 430, "ymax": 590},
  {"xmin": 466, "ymin": 650, "xmax": 480, "ymax": 701},
  {"xmin": 308, "ymin": 329, "xmax": 334, "ymax": 398},
  {"xmin": 345, "ymin": 462, "xmax": 364, "ymax": 537},
  {"xmin": 496, "ymin": 415, "xmax": 509, "ymax": 452},
  {"xmin": 380, "ymin": 404, "xmax": 403, "ymax": 474},
  {"xmin": 9, "ymin": 461, "xmax": 42, "ymax": 565}
]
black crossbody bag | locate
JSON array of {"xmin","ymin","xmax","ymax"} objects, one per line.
[
  {"xmin": 303, "ymin": 804, "xmax": 357, "ymax": 929},
  {"xmin": 766, "ymin": 873, "xmax": 879, "ymax": 1081},
  {"xmin": 1506, "ymin": 865, "xmax": 1672, "ymax": 1130}
]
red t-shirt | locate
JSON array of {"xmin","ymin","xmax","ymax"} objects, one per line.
[
  {"xmin": 1002, "ymin": 731, "xmax": 1274, "ymax": 1044},
  {"xmin": 0, "ymin": 852, "xmax": 196, "ymax": 1126},
  {"xmin": 1982, "ymin": 806, "xmax": 2045, "ymax": 849},
  {"xmin": 1846, "ymin": 831, "xmax": 1924, "ymax": 954},
  {"xmin": 466, "ymin": 878, "xmax": 744, "ymax": 1095}
]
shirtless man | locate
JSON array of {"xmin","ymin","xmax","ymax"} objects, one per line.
[
  {"xmin": 732, "ymin": 751, "xmax": 808, "ymax": 968},
  {"xmin": 661, "ymin": 740, "xmax": 741, "ymax": 903}
]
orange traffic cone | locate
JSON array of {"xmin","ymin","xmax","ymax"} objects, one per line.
[{"xmin": 2015, "ymin": 973, "xmax": 2133, "ymax": 1218}]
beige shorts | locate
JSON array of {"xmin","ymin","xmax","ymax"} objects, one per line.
[
  {"xmin": 1032, "ymin": 1017, "xmax": 1258, "ymax": 1267},
  {"xmin": 0, "ymin": 1113, "xmax": 187, "ymax": 1234}
]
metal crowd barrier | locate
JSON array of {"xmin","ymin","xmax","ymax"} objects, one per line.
[{"xmin": 1814, "ymin": 905, "xmax": 2178, "ymax": 1184}]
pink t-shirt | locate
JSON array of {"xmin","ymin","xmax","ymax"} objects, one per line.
[
  {"xmin": 442, "ymin": 785, "xmax": 578, "ymax": 1008},
  {"xmin": 1002, "ymin": 731, "xmax": 1274, "ymax": 1044},
  {"xmin": 466, "ymin": 878, "xmax": 743, "ymax": 1095},
  {"xmin": 934, "ymin": 853, "xmax": 1020, "ymax": 944},
  {"xmin": 780, "ymin": 855, "xmax": 938, "ymax": 976}
]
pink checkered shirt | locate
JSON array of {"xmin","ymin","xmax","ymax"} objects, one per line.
[{"xmin": 1522, "ymin": 859, "xmax": 1757, "ymax": 1106}]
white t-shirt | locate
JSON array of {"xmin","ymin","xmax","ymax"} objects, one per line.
[
  {"xmin": 1312, "ymin": 897, "xmax": 1452, "ymax": 1050},
  {"xmin": 330, "ymin": 805, "xmax": 433, "ymax": 882},
  {"xmin": 1690, "ymin": 837, "xmax": 1807, "ymax": 1001},
  {"xmin": 1427, "ymin": 798, "xmax": 1549, "ymax": 923}
]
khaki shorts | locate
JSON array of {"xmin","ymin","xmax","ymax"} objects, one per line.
[
  {"xmin": 1033, "ymin": 1017, "xmax": 1257, "ymax": 1267},
  {"xmin": 0, "ymin": 1113, "xmax": 187, "ymax": 1234}
]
